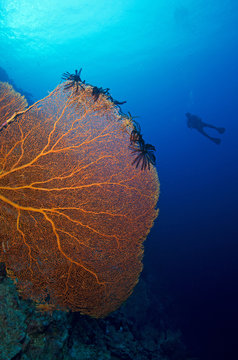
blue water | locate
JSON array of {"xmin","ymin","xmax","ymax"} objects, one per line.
[{"xmin": 1, "ymin": 1, "xmax": 238, "ymax": 359}]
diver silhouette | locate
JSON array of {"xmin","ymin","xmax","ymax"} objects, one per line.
[{"xmin": 186, "ymin": 112, "xmax": 225, "ymax": 144}]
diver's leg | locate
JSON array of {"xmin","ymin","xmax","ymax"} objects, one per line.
[
  {"xmin": 203, "ymin": 122, "xmax": 226, "ymax": 134},
  {"xmin": 199, "ymin": 128, "xmax": 221, "ymax": 144}
]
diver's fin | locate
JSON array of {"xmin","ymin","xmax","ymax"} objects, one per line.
[
  {"xmin": 217, "ymin": 127, "xmax": 226, "ymax": 134},
  {"xmin": 211, "ymin": 137, "xmax": 221, "ymax": 145}
]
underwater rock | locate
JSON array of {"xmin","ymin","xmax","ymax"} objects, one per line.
[
  {"xmin": 0, "ymin": 276, "xmax": 190, "ymax": 360},
  {"xmin": 0, "ymin": 278, "xmax": 27, "ymax": 360}
]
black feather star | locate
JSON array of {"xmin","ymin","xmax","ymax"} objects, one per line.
[
  {"xmin": 62, "ymin": 69, "xmax": 85, "ymax": 93},
  {"xmin": 129, "ymin": 140, "xmax": 156, "ymax": 171},
  {"xmin": 91, "ymin": 86, "xmax": 110, "ymax": 102}
]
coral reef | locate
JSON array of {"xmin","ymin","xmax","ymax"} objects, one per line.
[
  {"xmin": 0, "ymin": 267, "xmax": 189, "ymax": 360},
  {"xmin": 0, "ymin": 75, "xmax": 193, "ymax": 359}
]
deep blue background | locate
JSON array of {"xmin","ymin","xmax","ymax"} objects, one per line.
[
  {"xmin": 145, "ymin": 44, "xmax": 238, "ymax": 359},
  {"xmin": 145, "ymin": 46, "xmax": 238, "ymax": 358},
  {"xmin": 1, "ymin": 1, "xmax": 238, "ymax": 359}
]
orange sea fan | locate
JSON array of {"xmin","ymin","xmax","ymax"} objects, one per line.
[{"xmin": 0, "ymin": 81, "xmax": 159, "ymax": 317}]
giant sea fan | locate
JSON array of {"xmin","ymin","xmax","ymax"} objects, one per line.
[{"xmin": 0, "ymin": 80, "xmax": 159, "ymax": 317}]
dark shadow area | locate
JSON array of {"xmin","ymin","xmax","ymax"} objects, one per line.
[{"xmin": 0, "ymin": 65, "xmax": 34, "ymax": 105}]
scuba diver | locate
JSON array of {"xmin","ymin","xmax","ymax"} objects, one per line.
[{"xmin": 185, "ymin": 112, "xmax": 225, "ymax": 144}]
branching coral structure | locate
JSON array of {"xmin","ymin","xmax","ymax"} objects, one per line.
[{"xmin": 0, "ymin": 81, "xmax": 159, "ymax": 317}]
